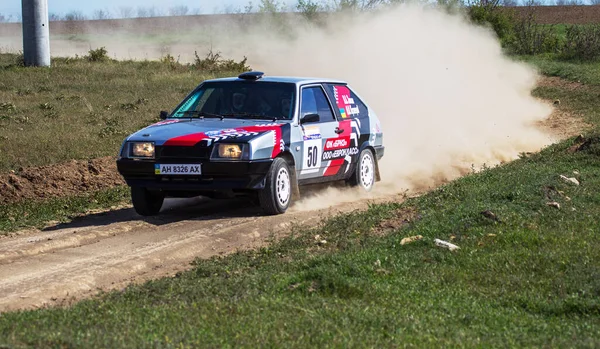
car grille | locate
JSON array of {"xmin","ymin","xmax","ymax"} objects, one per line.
[{"xmin": 157, "ymin": 145, "xmax": 211, "ymax": 160}]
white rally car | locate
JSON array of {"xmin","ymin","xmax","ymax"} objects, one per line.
[{"xmin": 117, "ymin": 72, "xmax": 384, "ymax": 215}]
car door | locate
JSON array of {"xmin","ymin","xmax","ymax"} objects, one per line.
[{"xmin": 297, "ymin": 85, "xmax": 340, "ymax": 180}]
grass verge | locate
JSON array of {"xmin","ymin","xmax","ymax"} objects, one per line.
[
  {"xmin": 1, "ymin": 89, "xmax": 599, "ymax": 347},
  {"xmin": 0, "ymin": 186, "xmax": 129, "ymax": 233},
  {"xmin": 521, "ymin": 55, "xmax": 600, "ymax": 86}
]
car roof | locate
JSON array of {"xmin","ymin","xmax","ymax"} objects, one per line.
[{"xmin": 204, "ymin": 76, "xmax": 347, "ymax": 86}]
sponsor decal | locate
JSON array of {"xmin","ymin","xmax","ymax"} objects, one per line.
[
  {"xmin": 163, "ymin": 124, "xmax": 284, "ymax": 158},
  {"xmin": 255, "ymin": 123, "xmax": 283, "ymax": 128},
  {"xmin": 208, "ymin": 130, "xmax": 259, "ymax": 142},
  {"xmin": 333, "ymin": 86, "xmax": 360, "ymax": 118},
  {"xmin": 204, "ymin": 130, "xmax": 221, "ymax": 137},
  {"xmin": 322, "ymin": 146, "xmax": 359, "ymax": 161},
  {"xmin": 324, "ymin": 137, "xmax": 350, "ymax": 151},
  {"xmin": 147, "ymin": 120, "xmax": 181, "ymax": 128},
  {"xmin": 302, "ymin": 125, "xmax": 321, "ymax": 141}
]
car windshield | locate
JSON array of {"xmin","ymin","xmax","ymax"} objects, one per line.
[{"xmin": 172, "ymin": 81, "xmax": 296, "ymax": 121}]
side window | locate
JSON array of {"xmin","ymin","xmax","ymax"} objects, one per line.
[
  {"xmin": 300, "ymin": 86, "xmax": 335, "ymax": 122},
  {"xmin": 324, "ymin": 84, "xmax": 368, "ymax": 119}
]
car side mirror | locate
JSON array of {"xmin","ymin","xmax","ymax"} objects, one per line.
[
  {"xmin": 300, "ymin": 113, "xmax": 320, "ymax": 124},
  {"xmin": 159, "ymin": 110, "xmax": 169, "ymax": 120}
]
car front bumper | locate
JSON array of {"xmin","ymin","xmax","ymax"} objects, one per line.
[{"xmin": 116, "ymin": 158, "xmax": 273, "ymax": 191}]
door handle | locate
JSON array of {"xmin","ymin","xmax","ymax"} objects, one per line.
[{"xmin": 335, "ymin": 127, "xmax": 344, "ymax": 134}]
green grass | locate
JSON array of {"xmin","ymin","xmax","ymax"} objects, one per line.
[
  {"xmin": 521, "ymin": 55, "xmax": 600, "ymax": 86},
  {"xmin": 0, "ymin": 186, "xmax": 130, "ymax": 232},
  {"xmin": 0, "ymin": 53, "xmax": 243, "ymax": 172},
  {"xmin": 1, "ymin": 135, "xmax": 599, "ymax": 347}
]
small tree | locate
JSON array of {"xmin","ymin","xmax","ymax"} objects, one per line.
[
  {"xmin": 169, "ymin": 6, "xmax": 189, "ymax": 16},
  {"xmin": 297, "ymin": 0, "xmax": 324, "ymax": 21},
  {"xmin": 48, "ymin": 12, "xmax": 62, "ymax": 21},
  {"xmin": 467, "ymin": 0, "xmax": 516, "ymax": 46},
  {"xmin": 64, "ymin": 11, "xmax": 86, "ymax": 21},
  {"xmin": 501, "ymin": 0, "xmax": 519, "ymax": 6},
  {"xmin": 258, "ymin": 0, "xmax": 284, "ymax": 13},
  {"xmin": 137, "ymin": 7, "xmax": 162, "ymax": 18},
  {"xmin": 92, "ymin": 9, "xmax": 111, "ymax": 20},
  {"xmin": 119, "ymin": 7, "xmax": 134, "ymax": 19}
]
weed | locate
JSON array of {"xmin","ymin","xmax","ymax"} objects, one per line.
[
  {"xmin": 0, "ymin": 102, "xmax": 16, "ymax": 112},
  {"xmin": 16, "ymin": 88, "xmax": 33, "ymax": 96},
  {"xmin": 86, "ymin": 47, "xmax": 110, "ymax": 62},
  {"xmin": 120, "ymin": 103, "xmax": 138, "ymax": 111},
  {"xmin": 38, "ymin": 103, "xmax": 54, "ymax": 110},
  {"xmin": 99, "ymin": 118, "xmax": 121, "ymax": 138},
  {"xmin": 44, "ymin": 112, "xmax": 59, "ymax": 119},
  {"xmin": 193, "ymin": 49, "xmax": 251, "ymax": 73}
]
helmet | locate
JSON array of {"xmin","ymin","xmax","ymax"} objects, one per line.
[{"xmin": 232, "ymin": 92, "xmax": 246, "ymax": 111}]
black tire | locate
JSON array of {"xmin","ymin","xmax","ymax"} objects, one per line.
[
  {"xmin": 347, "ymin": 148, "xmax": 376, "ymax": 192},
  {"xmin": 258, "ymin": 157, "xmax": 292, "ymax": 215},
  {"xmin": 131, "ymin": 187, "xmax": 165, "ymax": 216}
]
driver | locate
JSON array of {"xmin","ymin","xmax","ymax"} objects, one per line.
[
  {"xmin": 232, "ymin": 92, "xmax": 247, "ymax": 112},
  {"xmin": 280, "ymin": 97, "xmax": 292, "ymax": 119}
]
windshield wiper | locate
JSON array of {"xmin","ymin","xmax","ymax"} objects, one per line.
[{"xmin": 175, "ymin": 110, "xmax": 223, "ymax": 119}]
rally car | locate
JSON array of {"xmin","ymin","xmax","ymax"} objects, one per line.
[{"xmin": 116, "ymin": 71, "xmax": 384, "ymax": 216}]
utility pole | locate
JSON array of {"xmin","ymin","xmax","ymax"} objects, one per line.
[{"xmin": 21, "ymin": 0, "xmax": 50, "ymax": 67}]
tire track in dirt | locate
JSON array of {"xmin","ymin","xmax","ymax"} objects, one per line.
[{"xmin": 0, "ymin": 195, "xmax": 393, "ymax": 312}]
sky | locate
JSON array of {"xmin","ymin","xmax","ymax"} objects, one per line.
[{"xmin": 1, "ymin": 0, "xmax": 296, "ymax": 19}]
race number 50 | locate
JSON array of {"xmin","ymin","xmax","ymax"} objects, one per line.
[{"xmin": 303, "ymin": 139, "xmax": 322, "ymax": 172}]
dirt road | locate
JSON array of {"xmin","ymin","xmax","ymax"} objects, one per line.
[{"xmin": 0, "ymin": 194, "xmax": 391, "ymax": 312}]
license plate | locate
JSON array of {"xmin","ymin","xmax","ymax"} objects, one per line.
[{"xmin": 154, "ymin": 164, "xmax": 201, "ymax": 175}]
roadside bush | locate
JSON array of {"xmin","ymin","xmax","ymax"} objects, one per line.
[
  {"xmin": 510, "ymin": 13, "xmax": 561, "ymax": 55},
  {"xmin": 86, "ymin": 47, "xmax": 110, "ymax": 62},
  {"xmin": 193, "ymin": 50, "xmax": 251, "ymax": 73},
  {"xmin": 467, "ymin": 1, "xmax": 516, "ymax": 46},
  {"xmin": 562, "ymin": 25, "xmax": 600, "ymax": 61},
  {"xmin": 297, "ymin": 0, "xmax": 325, "ymax": 22}
]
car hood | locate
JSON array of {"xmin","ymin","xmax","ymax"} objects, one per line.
[{"xmin": 126, "ymin": 118, "xmax": 286, "ymax": 147}]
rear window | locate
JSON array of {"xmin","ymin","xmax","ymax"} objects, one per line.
[{"xmin": 324, "ymin": 84, "xmax": 368, "ymax": 119}]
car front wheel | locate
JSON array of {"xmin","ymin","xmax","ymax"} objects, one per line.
[
  {"xmin": 258, "ymin": 157, "xmax": 292, "ymax": 215},
  {"xmin": 348, "ymin": 148, "xmax": 376, "ymax": 192},
  {"xmin": 131, "ymin": 187, "xmax": 165, "ymax": 216}
]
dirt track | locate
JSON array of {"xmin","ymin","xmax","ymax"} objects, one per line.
[{"xmin": 0, "ymin": 194, "xmax": 393, "ymax": 312}]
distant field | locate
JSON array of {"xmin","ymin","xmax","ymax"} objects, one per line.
[
  {"xmin": 510, "ymin": 5, "xmax": 600, "ymax": 24},
  {"xmin": 0, "ymin": 5, "xmax": 597, "ymax": 40}
]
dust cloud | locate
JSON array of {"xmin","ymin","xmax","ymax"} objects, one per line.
[
  {"xmin": 1, "ymin": 5, "xmax": 554, "ymax": 210},
  {"xmin": 239, "ymin": 5, "xmax": 553, "ymax": 209}
]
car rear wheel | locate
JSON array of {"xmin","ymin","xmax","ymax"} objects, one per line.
[
  {"xmin": 348, "ymin": 148, "xmax": 375, "ymax": 192},
  {"xmin": 258, "ymin": 157, "xmax": 292, "ymax": 215},
  {"xmin": 131, "ymin": 187, "xmax": 165, "ymax": 216}
]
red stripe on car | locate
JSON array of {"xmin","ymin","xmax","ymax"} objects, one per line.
[{"xmin": 163, "ymin": 133, "xmax": 208, "ymax": 146}]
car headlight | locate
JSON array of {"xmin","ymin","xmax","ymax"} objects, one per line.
[
  {"xmin": 129, "ymin": 142, "xmax": 155, "ymax": 158},
  {"xmin": 211, "ymin": 143, "xmax": 249, "ymax": 161}
]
